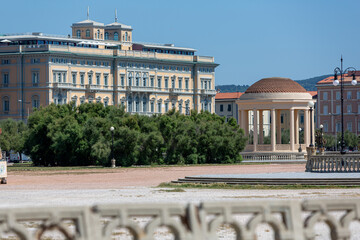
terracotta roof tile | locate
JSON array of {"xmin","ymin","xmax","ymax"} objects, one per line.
[
  {"xmin": 307, "ymin": 91, "xmax": 317, "ymax": 97},
  {"xmin": 215, "ymin": 92, "xmax": 243, "ymax": 100},
  {"xmin": 245, "ymin": 77, "xmax": 307, "ymax": 93},
  {"xmin": 317, "ymin": 73, "xmax": 357, "ymax": 84}
]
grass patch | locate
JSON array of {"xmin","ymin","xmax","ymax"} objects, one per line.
[
  {"xmin": 157, "ymin": 188, "xmax": 186, "ymax": 192},
  {"xmin": 158, "ymin": 182, "xmax": 360, "ymax": 190},
  {"xmin": 8, "ymin": 163, "xmax": 105, "ymax": 172}
]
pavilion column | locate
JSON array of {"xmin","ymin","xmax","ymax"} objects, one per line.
[
  {"xmin": 253, "ymin": 109, "xmax": 258, "ymax": 151},
  {"xmin": 304, "ymin": 108, "xmax": 309, "ymax": 147},
  {"xmin": 240, "ymin": 110, "xmax": 245, "ymax": 131},
  {"xmin": 259, "ymin": 110, "xmax": 264, "ymax": 144},
  {"xmin": 276, "ymin": 109, "xmax": 281, "ymax": 144},
  {"xmin": 290, "ymin": 108, "xmax": 295, "ymax": 151},
  {"xmin": 295, "ymin": 110, "xmax": 299, "ymax": 144},
  {"xmin": 271, "ymin": 108, "xmax": 276, "ymax": 151},
  {"xmin": 244, "ymin": 110, "xmax": 249, "ymax": 137}
]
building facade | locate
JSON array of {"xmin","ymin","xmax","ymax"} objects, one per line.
[
  {"xmin": 0, "ymin": 14, "xmax": 218, "ymax": 120},
  {"xmin": 215, "ymin": 92, "xmax": 242, "ymax": 122},
  {"xmin": 316, "ymin": 72, "xmax": 360, "ymax": 136}
]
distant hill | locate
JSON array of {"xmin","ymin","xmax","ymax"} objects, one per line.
[
  {"xmin": 215, "ymin": 74, "xmax": 331, "ymax": 93},
  {"xmin": 294, "ymin": 74, "xmax": 332, "ymax": 91}
]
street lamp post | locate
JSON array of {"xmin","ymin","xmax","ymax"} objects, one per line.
[
  {"xmin": 333, "ymin": 57, "xmax": 357, "ymax": 154},
  {"xmin": 308, "ymin": 101, "xmax": 315, "ymax": 148},
  {"xmin": 18, "ymin": 100, "xmax": 31, "ymax": 121},
  {"xmin": 298, "ymin": 127, "xmax": 302, "ymax": 152},
  {"xmin": 110, "ymin": 126, "xmax": 115, "ymax": 168},
  {"xmin": 319, "ymin": 124, "xmax": 324, "ymax": 149}
]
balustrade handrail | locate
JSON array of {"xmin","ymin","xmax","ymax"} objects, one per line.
[
  {"xmin": 306, "ymin": 153, "xmax": 360, "ymax": 172},
  {"xmin": 1, "ymin": 199, "xmax": 360, "ymax": 239}
]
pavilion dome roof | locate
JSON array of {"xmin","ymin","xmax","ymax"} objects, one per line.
[{"xmin": 245, "ymin": 77, "xmax": 307, "ymax": 94}]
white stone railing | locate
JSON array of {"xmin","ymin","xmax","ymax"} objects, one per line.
[
  {"xmin": 241, "ymin": 152, "xmax": 305, "ymax": 162},
  {"xmin": 1, "ymin": 200, "xmax": 360, "ymax": 239},
  {"xmin": 306, "ymin": 153, "xmax": 360, "ymax": 172}
]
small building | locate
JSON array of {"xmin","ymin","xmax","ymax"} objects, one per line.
[
  {"xmin": 215, "ymin": 92, "xmax": 242, "ymax": 122},
  {"xmin": 316, "ymin": 72, "xmax": 360, "ymax": 136}
]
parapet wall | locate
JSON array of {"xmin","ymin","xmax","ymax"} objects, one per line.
[{"xmin": 1, "ymin": 199, "xmax": 360, "ymax": 239}]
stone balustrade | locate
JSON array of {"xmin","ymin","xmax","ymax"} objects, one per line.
[
  {"xmin": 1, "ymin": 199, "xmax": 359, "ymax": 239},
  {"xmin": 241, "ymin": 152, "xmax": 305, "ymax": 162},
  {"xmin": 306, "ymin": 153, "xmax": 360, "ymax": 172}
]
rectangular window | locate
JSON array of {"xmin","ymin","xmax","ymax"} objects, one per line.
[
  {"xmin": 323, "ymin": 105, "xmax": 328, "ymax": 115},
  {"xmin": 88, "ymin": 74, "xmax": 92, "ymax": 85},
  {"xmin": 157, "ymin": 77, "xmax": 161, "ymax": 88},
  {"xmin": 185, "ymin": 79, "xmax": 189, "ymax": 89},
  {"xmin": 143, "ymin": 101, "xmax": 147, "ymax": 112},
  {"xmin": 347, "ymin": 105, "xmax": 352, "ymax": 113},
  {"xmin": 347, "ymin": 91, "xmax": 352, "ymax": 99},
  {"xmin": 151, "ymin": 102, "xmax": 154, "ymax": 112},
  {"xmin": 323, "ymin": 122, "xmax": 328, "ymax": 132},
  {"xmin": 104, "ymin": 75, "xmax": 108, "ymax": 86},
  {"xmin": 80, "ymin": 74, "xmax": 84, "ymax": 85},
  {"xmin": 171, "ymin": 78, "xmax": 175, "ymax": 88},
  {"xmin": 227, "ymin": 104, "xmax": 231, "ymax": 111},
  {"xmin": 185, "ymin": 103, "xmax": 189, "ymax": 115},
  {"xmin": 336, "ymin": 122, "xmax": 341, "ymax": 132},
  {"xmin": 72, "ymin": 73, "xmax": 76, "ymax": 85},
  {"xmin": 323, "ymin": 92, "xmax": 328, "ymax": 100},
  {"xmin": 96, "ymin": 75, "xmax": 100, "ymax": 85},
  {"xmin": 178, "ymin": 78, "xmax": 182, "ymax": 89},
  {"xmin": 165, "ymin": 78, "xmax": 168, "ymax": 88},
  {"xmin": 1, "ymin": 59, "xmax": 10, "ymax": 64},
  {"xmin": 165, "ymin": 102, "xmax": 169, "ymax": 112},
  {"xmin": 120, "ymin": 75, "xmax": 124, "ymax": 86},
  {"xmin": 135, "ymin": 101, "xmax": 139, "ymax": 112},
  {"xmin": 336, "ymin": 91, "xmax": 341, "ymax": 100},
  {"xmin": 157, "ymin": 102, "xmax": 162, "ymax": 113},
  {"xmin": 3, "ymin": 73, "xmax": 9, "ymax": 87},
  {"xmin": 358, "ymin": 104, "xmax": 360, "ymax": 114},
  {"xmin": 336, "ymin": 105, "xmax": 341, "ymax": 114},
  {"xmin": 220, "ymin": 104, "xmax": 223, "ymax": 112},
  {"xmin": 32, "ymin": 99, "xmax": 39, "ymax": 109},
  {"xmin": 347, "ymin": 122, "xmax": 352, "ymax": 131},
  {"xmin": 150, "ymin": 77, "xmax": 154, "ymax": 87},
  {"xmin": 32, "ymin": 72, "xmax": 39, "ymax": 86},
  {"xmin": 357, "ymin": 91, "xmax": 360, "ymax": 99},
  {"xmin": 57, "ymin": 73, "xmax": 61, "ymax": 83}
]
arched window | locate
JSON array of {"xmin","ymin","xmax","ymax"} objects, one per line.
[
  {"xmin": 97, "ymin": 30, "xmax": 100, "ymax": 39},
  {"xmin": 142, "ymin": 96, "xmax": 147, "ymax": 112},
  {"xmin": 86, "ymin": 29, "xmax": 90, "ymax": 37},
  {"xmin": 2, "ymin": 96, "xmax": 9, "ymax": 113},
  {"xmin": 135, "ymin": 73, "xmax": 140, "ymax": 86},
  {"xmin": 114, "ymin": 32, "xmax": 119, "ymax": 41},
  {"xmin": 32, "ymin": 95, "xmax": 39, "ymax": 109},
  {"xmin": 105, "ymin": 32, "xmax": 109, "ymax": 40},
  {"xmin": 76, "ymin": 30, "xmax": 81, "ymax": 39},
  {"xmin": 128, "ymin": 73, "xmax": 132, "ymax": 86},
  {"xmin": 125, "ymin": 32, "xmax": 128, "ymax": 41},
  {"xmin": 127, "ymin": 96, "xmax": 133, "ymax": 112}
]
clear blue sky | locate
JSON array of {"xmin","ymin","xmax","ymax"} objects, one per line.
[{"xmin": 1, "ymin": 0, "xmax": 360, "ymax": 85}]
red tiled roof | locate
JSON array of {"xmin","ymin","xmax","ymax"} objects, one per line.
[
  {"xmin": 317, "ymin": 73, "xmax": 356, "ymax": 84},
  {"xmin": 245, "ymin": 77, "xmax": 307, "ymax": 93},
  {"xmin": 215, "ymin": 92, "xmax": 243, "ymax": 100},
  {"xmin": 307, "ymin": 91, "xmax": 317, "ymax": 97}
]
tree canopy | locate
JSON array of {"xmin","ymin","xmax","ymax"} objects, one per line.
[{"xmin": 21, "ymin": 103, "xmax": 247, "ymax": 166}]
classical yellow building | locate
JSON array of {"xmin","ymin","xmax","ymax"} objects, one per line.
[{"xmin": 0, "ymin": 13, "xmax": 218, "ymax": 120}]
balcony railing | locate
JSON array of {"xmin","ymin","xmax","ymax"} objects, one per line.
[{"xmin": 200, "ymin": 89, "xmax": 217, "ymax": 95}]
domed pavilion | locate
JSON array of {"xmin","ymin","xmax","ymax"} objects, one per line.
[{"xmin": 236, "ymin": 77, "xmax": 315, "ymax": 154}]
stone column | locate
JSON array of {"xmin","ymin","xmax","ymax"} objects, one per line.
[
  {"xmin": 244, "ymin": 110, "xmax": 249, "ymax": 137},
  {"xmin": 295, "ymin": 110, "xmax": 299, "ymax": 144},
  {"xmin": 276, "ymin": 110, "xmax": 281, "ymax": 144},
  {"xmin": 290, "ymin": 108, "xmax": 295, "ymax": 151},
  {"xmin": 259, "ymin": 110, "xmax": 264, "ymax": 144},
  {"xmin": 253, "ymin": 109, "xmax": 258, "ymax": 151},
  {"xmin": 304, "ymin": 108, "xmax": 309, "ymax": 147},
  {"xmin": 271, "ymin": 108, "xmax": 276, "ymax": 151}
]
